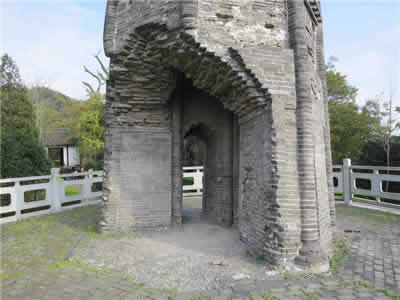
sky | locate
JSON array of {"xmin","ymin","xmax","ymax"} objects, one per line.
[{"xmin": 1, "ymin": 0, "xmax": 399, "ymax": 107}]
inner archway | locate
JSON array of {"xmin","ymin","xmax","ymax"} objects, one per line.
[
  {"xmin": 174, "ymin": 75, "xmax": 236, "ymax": 227},
  {"xmin": 182, "ymin": 127, "xmax": 206, "ymax": 222}
]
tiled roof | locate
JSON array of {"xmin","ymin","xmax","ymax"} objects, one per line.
[{"xmin": 42, "ymin": 128, "xmax": 75, "ymax": 146}]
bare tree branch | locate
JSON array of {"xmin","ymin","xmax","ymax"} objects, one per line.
[
  {"xmin": 83, "ymin": 65, "xmax": 103, "ymax": 93},
  {"xmin": 82, "ymin": 51, "xmax": 109, "ymax": 96},
  {"xmin": 94, "ymin": 52, "xmax": 109, "ymax": 78},
  {"xmin": 82, "ymin": 81, "xmax": 95, "ymax": 95}
]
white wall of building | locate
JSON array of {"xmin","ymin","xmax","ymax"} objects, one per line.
[
  {"xmin": 67, "ymin": 146, "xmax": 80, "ymax": 166},
  {"xmin": 62, "ymin": 146, "xmax": 80, "ymax": 167},
  {"xmin": 46, "ymin": 146, "xmax": 80, "ymax": 167}
]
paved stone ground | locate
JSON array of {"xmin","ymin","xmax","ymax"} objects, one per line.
[
  {"xmin": 336, "ymin": 204, "xmax": 400, "ymax": 294},
  {"xmin": 1, "ymin": 200, "xmax": 400, "ymax": 299}
]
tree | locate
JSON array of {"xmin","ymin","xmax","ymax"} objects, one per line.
[
  {"xmin": 329, "ymin": 101, "xmax": 381, "ymax": 164},
  {"xmin": 326, "ymin": 57, "xmax": 358, "ymax": 104},
  {"xmin": 79, "ymin": 93, "xmax": 105, "ymax": 169},
  {"xmin": 326, "ymin": 59, "xmax": 383, "ymax": 164},
  {"xmin": 379, "ymin": 89, "xmax": 400, "ymax": 165},
  {"xmin": 0, "ymin": 54, "xmax": 51, "ymax": 178},
  {"xmin": 0, "ymin": 54, "xmax": 37, "ymax": 137},
  {"xmin": 378, "ymin": 89, "xmax": 400, "ymax": 191},
  {"xmin": 1, "ymin": 86, "xmax": 37, "ymax": 136},
  {"xmin": 27, "ymin": 86, "xmax": 82, "ymax": 144},
  {"xmin": 78, "ymin": 52, "xmax": 108, "ymax": 169},
  {"xmin": 82, "ymin": 52, "xmax": 109, "ymax": 96},
  {"xmin": 1, "ymin": 128, "xmax": 51, "ymax": 178},
  {"xmin": 0, "ymin": 54, "xmax": 22, "ymax": 88},
  {"xmin": 397, "ymin": 106, "xmax": 400, "ymax": 129}
]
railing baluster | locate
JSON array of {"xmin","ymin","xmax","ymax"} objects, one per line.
[{"xmin": 2, "ymin": 162, "xmax": 400, "ymax": 225}]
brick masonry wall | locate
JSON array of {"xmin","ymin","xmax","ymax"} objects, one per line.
[
  {"xmin": 239, "ymin": 109, "xmax": 272, "ymax": 257},
  {"xmin": 102, "ymin": 0, "xmax": 334, "ymax": 269},
  {"xmin": 193, "ymin": 0, "xmax": 289, "ymax": 54},
  {"xmin": 288, "ymin": 0, "xmax": 332, "ymax": 268},
  {"xmin": 316, "ymin": 19, "xmax": 337, "ymax": 241}
]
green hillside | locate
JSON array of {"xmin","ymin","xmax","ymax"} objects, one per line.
[{"xmin": 27, "ymin": 86, "xmax": 83, "ymax": 144}]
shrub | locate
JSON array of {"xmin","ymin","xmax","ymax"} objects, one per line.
[{"xmin": 1, "ymin": 128, "xmax": 51, "ymax": 178}]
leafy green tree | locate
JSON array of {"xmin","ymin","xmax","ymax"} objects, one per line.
[
  {"xmin": 78, "ymin": 53, "xmax": 108, "ymax": 169},
  {"xmin": 27, "ymin": 86, "xmax": 82, "ymax": 144},
  {"xmin": 361, "ymin": 100, "xmax": 385, "ymax": 139},
  {"xmin": 329, "ymin": 101, "xmax": 382, "ymax": 164},
  {"xmin": 0, "ymin": 54, "xmax": 22, "ymax": 88},
  {"xmin": 327, "ymin": 59, "xmax": 383, "ymax": 164},
  {"xmin": 1, "ymin": 87, "xmax": 37, "ymax": 136},
  {"xmin": 326, "ymin": 57, "xmax": 358, "ymax": 104},
  {"xmin": 1, "ymin": 128, "xmax": 51, "ymax": 178},
  {"xmin": 0, "ymin": 54, "xmax": 37, "ymax": 136},
  {"xmin": 0, "ymin": 54, "xmax": 51, "ymax": 178},
  {"xmin": 79, "ymin": 93, "xmax": 105, "ymax": 169}
]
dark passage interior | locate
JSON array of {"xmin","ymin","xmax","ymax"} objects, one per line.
[
  {"xmin": 176, "ymin": 75, "xmax": 236, "ymax": 226},
  {"xmin": 182, "ymin": 131, "xmax": 206, "ymax": 222}
]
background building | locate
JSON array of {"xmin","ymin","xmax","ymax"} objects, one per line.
[{"xmin": 43, "ymin": 128, "xmax": 80, "ymax": 167}]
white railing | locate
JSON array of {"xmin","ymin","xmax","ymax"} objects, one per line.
[
  {"xmin": 7, "ymin": 160, "xmax": 397, "ymax": 224},
  {"xmin": 182, "ymin": 166, "xmax": 203, "ymax": 196},
  {"xmin": 333, "ymin": 165, "xmax": 344, "ymax": 200},
  {"xmin": 333, "ymin": 159, "xmax": 400, "ymax": 209},
  {"xmin": 0, "ymin": 168, "xmax": 103, "ymax": 225}
]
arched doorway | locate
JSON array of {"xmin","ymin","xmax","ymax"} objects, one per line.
[
  {"xmin": 172, "ymin": 74, "xmax": 237, "ymax": 227},
  {"xmin": 102, "ymin": 25, "xmax": 311, "ymax": 266}
]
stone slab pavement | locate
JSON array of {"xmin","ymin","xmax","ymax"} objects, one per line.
[{"xmin": 1, "ymin": 200, "xmax": 400, "ymax": 299}]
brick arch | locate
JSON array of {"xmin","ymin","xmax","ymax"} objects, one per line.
[
  {"xmin": 103, "ymin": 22, "xmax": 290, "ymax": 263},
  {"xmin": 109, "ymin": 23, "xmax": 271, "ymax": 119}
]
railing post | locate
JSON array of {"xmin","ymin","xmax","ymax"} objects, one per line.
[
  {"xmin": 51, "ymin": 168, "xmax": 62, "ymax": 213},
  {"xmin": 15, "ymin": 180, "xmax": 22, "ymax": 221},
  {"xmin": 343, "ymin": 158, "xmax": 352, "ymax": 206},
  {"xmin": 372, "ymin": 169, "xmax": 381, "ymax": 202},
  {"xmin": 196, "ymin": 167, "xmax": 201, "ymax": 194},
  {"xmin": 82, "ymin": 174, "xmax": 90, "ymax": 205}
]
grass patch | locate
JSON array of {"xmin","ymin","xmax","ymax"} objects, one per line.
[
  {"xmin": 336, "ymin": 204, "xmax": 400, "ymax": 225},
  {"xmin": 2, "ymin": 205, "xmax": 105, "ymax": 282},
  {"xmin": 261, "ymin": 294, "xmax": 279, "ymax": 300},
  {"xmin": 299, "ymin": 288, "xmax": 320, "ymax": 300},
  {"xmin": 245, "ymin": 250, "xmax": 265, "ymax": 264},
  {"xmin": 65, "ymin": 185, "xmax": 80, "ymax": 196},
  {"xmin": 1, "ymin": 205, "xmax": 169, "ymax": 297},
  {"xmin": 377, "ymin": 288, "xmax": 400, "ymax": 298},
  {"xmin": 358, "ymin": 280, "xmax": 374, "ymax": 289},
  {"xmin": 353, "ymin": 194, "xmax": 376, "ymax": 200},
  {"xmin": 183, "ymin": 177, "xmax": 194, "ymax": 186},
  {"xmin": 329, "ymin": 240, "xmax": 349, "ymax": 275},
  {"xmin": 356, "ymin": 281, "xmax": 400, "ymax": 299}
]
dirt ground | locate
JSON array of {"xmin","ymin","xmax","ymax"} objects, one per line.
[{"xmin": 2, "ymin": 198, "xmax": 400, "ymax": 299}]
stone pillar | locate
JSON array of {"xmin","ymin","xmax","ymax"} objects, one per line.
[
  {"xmin": 232, "ymin": 115, "xmax": 240, "ymax": 227},
  {"xmin": 343, "ymin": 158, "xmax": 352, "ymax": 206},
  {"xmin": 288, "ymin": 0, "xmax": 328, "ymax": 270},
  {"xmin": 98, "ymin": 78, "xmax": 119, "ymax": 233},
  {"xmin": 103, "ymin": 0, "xmax": 117, "ymax": 57},
  {"xmin": 180, "ymin": 0, "xmax": 198, "ymax": 30},
  {"xmin": 50, "ymin": 168, "xmax": 62, "ymax": 213},
  {"xmin": 171, "ymin": 84, "xmax": 183, "ymax": 226},
  {"xmin": 315, "ymin": 11, "xmax": 337, "ymax": 231}
]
